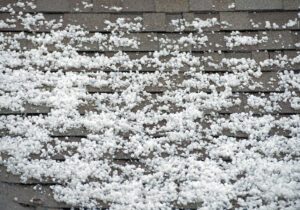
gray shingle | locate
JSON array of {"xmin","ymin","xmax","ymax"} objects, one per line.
[
  {"xmin": 259, "ymin": 31, "xmax": 294, "ymax": 50},
  {"xmin": 110, "ymin": 13, "xmax": 143, "ymax": 23},
  {"xmin": 182, "ymin": 13, "xmax": 195, "ymax": 31},
  {"xmin": 143, "ymin": 13, "xmax": 166, "ymax": 31},
  {"xmin": 155, "ymin": 0, "xmax": 189, "ymax": 12},
  {"xmin": 285, "ymin": 50, "xmax": 300, "ymax": 69},
  {"xmin": 225, "ymin": 52, "xmax": 252, "ymax": 59},
  {"xmin": 189, "ymin": 0, "xmax": 214, "ymax": 11},
  {"xmin": 123, "ymin": 33, "xmax": 159, "ymax": 51},
  {"xmin": 0, "ymin": 0, "xmax": 36, "ymax": 12},
  {"xmin": 193, "ymin": 32, "xmax": 226, "ymax": 51},
  {"xmin": 220, "ymin": 12, "xmax": 251, "ymax": 30},
  {"xmin": 194, "ymin": 13, "xmax": 221, "ymax": 31},
  {"xmin": 165, "ymin": 14, "xmax": 182, "ymax": 32},
  {"xmin": 269, "ymin": 51, "xmax": 283, "ymax": 60},
  {"xmin": 252, "ymin": 51, "xmax": 269, "ymax": 64},
  {"xmin": 93, "ymin": 0, "xmax": 122, "ymax": 12},
  {"xmin": 235, "ymin": 0, "xmax": 283, "ymax": 10},
  {"xmin": 36, "ymin": 14, "xmax": 63, "ymax": 32},
  {"xmin": 36, "ymin": 0, "xmax": 70, "ymax": 12},
  {"xmin": 283, "ymin": 0, "xmax": 300, "ymax": 10},
  {"xmin": 70, "ymin": 0, "xmax": 93, "ymax": 12},
  {"xmin": 213, "ymin": 0, "xmax": 236, "ymax": 11},
  {"xmin": 292, "ymin": 31, "xmax": 300, "ymax": 48},
  {"xmin": 249, "ymin": 12, "xmax": 299, "ymax": 30},
  {"xmin": 122, "ymin": 0, "xmax": 155, "ymax": 12},
  {"xmin": 201, "ymin": 52, "xmax": 224, "ymax": 70},
  {"xmin": 64, "ymin": 14, "xmax": 110, "ymax": 31},
  {"xmin": 225, "ymin": 32, "xmax": 260, "ymax": 51},
  {"xmin": 158, "ymin": 34, "xmax": 192, "ymax": 51},
  {"xmin": 0, "ymin": 14, "xmax": 23, "ymax": 31}
]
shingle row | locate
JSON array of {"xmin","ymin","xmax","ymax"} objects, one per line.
[
  {"xmin": 1, "ymin": 12, "xmax": 299, "ymax": 32},
  {"xmin": 1, "ymin": 0, "xmax": 299, "ymax": 13},
  {"xmin": 35, "ymin": 0, "xmax": 300, "ymax": 12},
  {"xmin": 2, "ymin": 31, "xmax": 298, "ymax": 52}
]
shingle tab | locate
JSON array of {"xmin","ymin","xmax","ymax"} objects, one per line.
[
  {"xmin": 249, "ymin": 12, "xmax": 299, "ymax": 30},
  {"xmin": 285, "ymin": 50, "xmax": 300, "ymax": 69},
  {"xmin": 155, "ymin": 0, "xmax": 189, "ymax": 12},
  {"xmin": 122, "ymin": 0, "xmax": 155, "ymax": 12},
  {"xmin": 70, "ymin": 0, "xmax": 93, "ymax": 12},
  {"xmin": 143, "ymin": 13, "xmax": 166, "ymax": 31},
  {"xmin": 259, "ymin": 31, "xmax": 294, "ymax": 50},
  {"xmin": 226, "ymin": 32, "xmax": 260, "ymax": 51},
  {"xmin": 189, "ymin": 0, "xmax": 214, "ymax": 11},
  {"xmin": 165, "ymin": 14, "xmax": 182, "ymax": 32},
  {"xmin": 0, "ymin": 0, "xmax": 36, "ymax": 12},
  {"xmin": 36, "ymin": 0, "xmax": 70, "ymax": 12},
  {"xmin": 123, "ymin": 33, "xmax": 159, "ymax": 51},
  {"xmin": 110, "ymin": 13, "xmax": 143, "ymax": 23},
  {"xmin": 235, "ymin": 0, "xmax": 283, "ymax": 10},
  {"xmin": 64, "ymin": 14, "xmax": 110, "ymax": 31},
  {"xmin": 194, "ymin": 13, "xmax": 221, "ymax": 31},
  {"xmin": 193, "ymin": 32, "xmax": 226, "ymax": 51},
  {"xmin": 283, "ymin": 0, "xmax": 300, "ymax": 10},
  {"xmin": 252, "ymin": 51, "xmax": 269, "ymax": 64},
  {"xmin": 0, "ymin": 13, "xmax": 23, "ymax": 31},
  {"xmin": 213, "ymin": 0, "xmax": 236, "ymax": 11},
  {"xmin": 93, "ymin": 0, "xmax": 122, "ymax": 12},
  {"xmin": 220, "ymin": 12, "xmax": 251, "ymax": 30},
  {"xmin": 37, "ymin": 14, "xmax": 63, "ymax": 32}
]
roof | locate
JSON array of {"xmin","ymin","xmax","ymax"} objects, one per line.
[{"xmin": 0, "ymin": 0, "xmax": 300, "ymax": 209}]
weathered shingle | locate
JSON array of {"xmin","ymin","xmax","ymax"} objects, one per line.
[
  {"xmin": 249, "ymin": 12, "xmax": 299, "ymax": 30},
  {"xmin": 0, "ymin": 0, "xmax": 36, "ymax": 12},
  {"xmin": 213, "ymin": 0, "xmax": 236, "ymax": 11},
  {"xmin": 93, "ymin": 0, "xmax": 122, "ymax": 12},
  {"xmin": 220, "ymin": 12, "xmax": 251, "ymax": 30},
  {"xmin": 70, "ymin": 0, "xmax": 93, "ymax": 12},
  {"xmin": 143, "ymin": 13, "xmax": 166, "ymax": 31},
  {"xmin": 189, "ymin": 0, "xmax": 214, "ymax": 11},
  {"xmin": 252, "ymin": 51, "xmax": 269, "ymax": 64},
  {"xmin": 283, "ymin": 0, "xmax": 300, "ymax": 10},
  {"xmin": 122, "ymin": 0, "xmax": 155, "ymax": 12},
  {"xmin": 0, "ymin": 13, "xmax": 23, "ymax": 31},
  {"xmin": 109, "ymin": 13, "xmax": 143, "ymax": 24},
  {"xmin": 194, "ymin": 13, "xmax": 221, "ymax": 31},
  {"xmin": 292, "ymin": 31, "xmax": 300, "ymax": 47},
  {"xmin": 36, "ymin": 0, "xmax": 93, "ymax": 12},
  {"xmin": 64, "ymin": 14, "xmax": 110, "ymax": 31},
  {"xmin": 235, "ymin": 0, "xmax": 283, "ymax": 10},
  {"xmin": 36, "ymin": 0, "xmax": 70, "ymax": 12},
  {"xmin": 1, "ymin": 0, "xmax": 300, "ymax": 209},
  {"xmin": 165, "ymin": 14, "xmax": 182, "ymax": 32},
  {"xmin": 259, "ymin": 31, "xmax": 294, "ymax": 50},
  {"xmin": 155, "ymin": 0, "xmax": 189, "ymax": 12},
  {"xmin": 123, "ymin": 33, "xmax": 159, "ymax": 51}
]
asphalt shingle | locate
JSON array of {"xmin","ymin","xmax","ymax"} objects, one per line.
[
  {"xmin": 220, "ymin": 12, "xmax": 251, "ymax": 30},
  {"xmin": 155, "ymin": 0, "xmax": 189, "ymax": 12},
  {"xmin": 143, "ymin": 13, "xmax": 166, "ymax": 31},
  {"xmin": 64, "ymin": 13, "xmax": 110, "ymax": 31},
  {"xmin": 93, "ymin": 0, "xmax": 122, "ymax": 12},
  {"xmin": 249, "ymin": 12, "xmax": 299, "ymax": 30},
  {"xmin": 259, "ymin": 31, "xmax": 294, "ymax": 50},
  {"xmin": 36, "ymin": 0, "xmax": 70, "ymax": 12},
  {"xmin": 235, "ymin": 0, "xmax": 283, "ymax": 10},
  {"xmin": 283, "ymin": 0, "xmax": 300, "ymax": 10},
  {"xmin": 189, "ymin": 0, "xmax": 214, "ymax": 11},
  {"xmin": 122, "ymin": 0, "xmax": 155, "ymax": 12}
]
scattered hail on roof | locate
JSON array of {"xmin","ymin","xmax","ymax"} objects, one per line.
[{"xmin": 0, "ymin": 1, "xmax": 300, "ymax": 210}]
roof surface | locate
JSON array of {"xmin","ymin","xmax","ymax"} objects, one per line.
[{"xmin": 0, "ymin": 0, "xmax": 300, "ymax": 209}]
